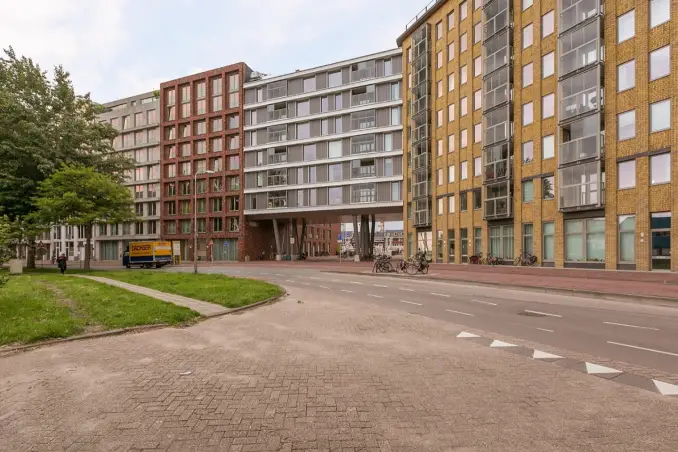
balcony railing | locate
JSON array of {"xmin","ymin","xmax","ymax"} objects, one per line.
[
  {"xmin": 268, "ymin": 108, "xmax": 287, "ymax": 122},
  {"xmin": 413, "ymin": 180, "xmax": 430, "ymax": 198},
  {"xmin": 484, "ymin": 196, "xmax": 511, "ymax": 218},
  {"xmin": 560, "ymin": 86, "xmax": 602, "ymax": 121},
  {"xmin": 351, "ymin": 140, "xmax": 375, "ymax": 155},
  {"xmin": 268, "ymin": 130, "xmax": 287, "ymax": 143},
  {"xmin": 267, "ymin": 85, "xmax": 287, "ymax": 100},
  {"xmin": 351, "ymin": 116, "xmax": 376, "ymax": 130},
  {"xmin": 559, "ymin": 0, "xmax": 600, "ymax": 34},
  {"xmin": 484, "ymin": 82, "xmax": 511, "ymax": 112},
  {"xmin": 268, "ymin": 153, "xmax": 287, "ymax": 164},
  {"xmin": 351, "ymin": 166, "xmax": 376, "ymax": 179},
  {"xmin": 411, "ymin": 95, "xmax": 429, "ymax": 117},
  {"xmin": 483, "ymin": 0, "xmax": 510, "ymax": 40},
  {"xmin": 560, "ymin": 133, "xmax": 604, "ymax": 165},
  {"xmin": 411, "ymin": 123, "xmax": 429, "ymax": 144},
  {"xmin": 484, "ymin": 121, "xmax": 509, "ymax": 146},
  {"xmin": 412, "ymin": 152, "xmax": 430, "ymax": 171},
  {"xmin": 351, "ymin": 66, "xmax": 376, "ymax": 83},
  {"xmin": 559, "ymin": 182, "xmax": 604, "ymax": 209},
  {"xmin": 351, "ymin": 92, "xmax": 375, "ymax": 107},
  {"xmin": 351, "ymin": 189, "xmax": 376, "ymax": 203},
  {"xmin": 560, "ymin": 37, "xmax": 601, "ymax": 77},
  {"xmin": 413, "ymin": 210, "xmax": 431, "ymax": 227},
  {"xmin": 483, "ymin": 158, "xmax": 511, "ymax": 182}
]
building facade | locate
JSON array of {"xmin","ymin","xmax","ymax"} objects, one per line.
[
  {"xmin": 240, "ymin": 49, "xmax": 405, "ymax": 256},
  {"xmin": 399, "ymin": 0, "xmax": 677, "ymax": 271}
]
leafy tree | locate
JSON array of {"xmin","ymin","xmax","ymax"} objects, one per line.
[
  {"xmin": 0, "ymin": 216, "xmax": 13, "ymax": 287},
  {"xmin": 0, "ymin": 47, "xmax": 131, "ymax": 267},
  {"xmin": 32, "ymin": 165, "xmax": 136, "ymax": 271}
]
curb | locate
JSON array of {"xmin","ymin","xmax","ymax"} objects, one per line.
[
  {"xmin": 0, "ymin": 324, "xmax": 168, "ymax": 356},
  {"xmin": 201, "ymin": 289, "xmax": 288, "ymax": 319},
  {"xmin": 323, "ymin": 271, "xmax": 678, "ymax": 306}
]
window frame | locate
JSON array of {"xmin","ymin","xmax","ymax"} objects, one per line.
[{"xmin": 617, "ymin": 160, "xmax": 636, "ymax": 189}]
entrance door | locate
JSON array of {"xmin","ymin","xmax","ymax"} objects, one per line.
[{"xmin": 651, "ymin": 212, "xmax": 671, "ymax": 271}]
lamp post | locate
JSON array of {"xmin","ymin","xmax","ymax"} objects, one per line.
[{"xmin": 194, "ymin": 169, "xmax": 215, "ymax": 274}]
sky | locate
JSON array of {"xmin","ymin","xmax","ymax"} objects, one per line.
[{"xmin": 1, "ymin": 0, "xmax": 421, "ymax": 103}]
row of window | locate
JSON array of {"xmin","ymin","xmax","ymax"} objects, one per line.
[
  {"xmin": 121, "ymin": 147, "xmax": 160, "ymax": 164},
  {"xmin": 112, "ymin": 110, "xmax": 158, "ymax": 130},
  {"xmin": 132, "ymin": 202, "xmax": 159, "ymax": 217},
  {"xmin": 97, "ymin": 221, "xmax": 158, "ymax": 237},
  {"xmin": 164, "ymin": 196, "xmax": 240, "ymax": 215},
  {"xmin": 618, "ymin": 153, "xmax": 672, "ymax": 188},
  {"xmin": 164, "ymin": 135, "xmax": 240, "ymax": 159},
  {"xmin": 165, "ymin": 92, "xmax": 239, "ymax": 120},
  {"xmin": 166, "ymin": 75, "xmax": 240, "ymax": 106},
  {"xmin": 252, "ymin": 182, "xmax": 402, "ymax": 210},
  {"xmin": 617, "ymin": 0, "xmax": 671, "ymax": 44},
  {"xmin": 618, "ymin": 99, "xmax": 671, "ymax": 140},
  {"xmin": 125, "ymin": 165, "xmax": 160, "ymax": 183},
  {"xmin": 164, "ymin": 217, "xmax": 240, "ymax": 235},
  {"xmin": 435, "ymin": 157, "xmax": 482, "ymax": 184},
  {"xmin": 130, "ymin": 184, "xmax": 159, "ymax": 200},
  {"xmin": 165, "ymin": 157, "xmax": 241, "ymax": 178},
  {"xmin": 164, "ymin": 176, "xmax": 240, "ymax": 194},
  {"xmin": 114, "ymin": 129, "xmax": 160, "ymax": 149},
  {"xmin": 618, "ymin": 46, "xmax": 671, "ymax": 93},
  {"xmin": 164, "ymin": 115, "xmax": 240, "ymax": 139}
]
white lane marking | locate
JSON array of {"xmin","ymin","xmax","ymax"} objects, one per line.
[
  {"xmin": 490, "ymin": 340, "xmax": 517, "ymax": 348},
  {"xmin": 373, "ymin": 284, "xmax": 388, "ymax": 288},
  {"xmin": 367, "ymin": 294, "xmax": 383, "ymax": 299},
  {"xmin": 400, "ymin": 288, "xmax": 415, "ymax": 292},
  {"xmin": 536, "ymin": 328, "xmax": 554, "ymax": 333},
  {"xmin": 446, "ymin": 309, "xmax": 474, "ymax": 317},
  {"xmin": 653, "ymin": 380, "xmax": 678, "ymax": 396},
  {"xmin": 285, "ymin": 279, "xmax": 294, "ymax": 283},
  {"xmin": 525, "ymin": 310, "xmax": 562, "ymax": 318},
  {"xmin": 274, "ymin": 273, "xmax": 284, "ymax": 276},
  {"xmin": 607, "ymin": 341, "xmax": 678, "ymax": 358},
  {"xmin": 585, "ymin": 362, "xmax": 621, "ymax": 374},
  {"xmin": 471, "ymin": 299, "xmax": 497, "ymax": 306},
  {"xmin": 399, "ymin": 300, "xmax": 422, "ymax": 306},
  {"xmin": 457, "ymin": 331, "xmax": 480, "ymax": 338},
  {"xmin": 261, "ymin": 272, "xmax": 269, "ymax": 275},
  {"xmin": 431, "ymin": 293, "xmax": 450, "ymax": 298},
  {"xmin": 302, "ymin": 282, "xmax": 310, "ymax": 286},
  {"xmin": 603, "ymin": 322, "xmax": 659, "ymax": 331},
  {"xmin": 331, "ymin": 279, "xmax": 341, "ymax": 283},
  {"xmin": 351, "ymin": 281, "xmax": 364, "ymax": 285},
  {"xmin": 319, "ymin": 285, "xmax": 330, "ymax": 289},
  {"xmin": 533, "ymin": 350, "xmax": 562, "ymax": 359},
  {"xmin": 308, "ymin": 277, "xmax": 320, "ymax": 280},
  {"xmin": 341, "ymin": 289, "xmax": 353, "ymax": 293}
]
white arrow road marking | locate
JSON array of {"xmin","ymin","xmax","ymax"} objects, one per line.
[
  {"xmin": 585, "ymin": 362, "xmax": 621, "ymax": 374},
  {"xmin": 525, "ymin": 310, "xmax": 562, "ymax": 318},
  {"xmin": 533, "ymin": 350, "xmax": 562, "ymax": 360},
  {"xmin": 399, "ymin": 300, "xmax": 422, "ymax": 306},
  {"xmin": 446, "ymin": 309, "xmax": 474, "ymax": 317},
  {"xmin": 490, "ymin": 340, "xmax": 517, "ymax": 348},
  {"xmin": 456, "ymin": 331, "xmax": 480, "ymax": 338},
  {"xmin": 653, "ymin": 380, "xmax": 678, "ymax": 396},
  {"xmin": 603, "ymin": 322, "xmax": 659, "ymax": 331}
]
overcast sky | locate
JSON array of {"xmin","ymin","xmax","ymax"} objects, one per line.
[{"xmin": 1, "ymin": 0, "xmax": 419, "ymax": 103}]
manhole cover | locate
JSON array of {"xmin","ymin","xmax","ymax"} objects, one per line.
[{"xmin": 518, "ymin": 311, "xmax": 546, "ymax": 317}]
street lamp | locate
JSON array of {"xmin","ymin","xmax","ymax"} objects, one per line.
[{"xmin": 194, "ymin": 169, "xmax": 215, "ymax": 274}]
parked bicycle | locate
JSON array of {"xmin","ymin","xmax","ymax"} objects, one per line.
[
  {"xmin": 486, "ymin": 253, "xmax": 501, "ymax": 266},
  {"xmin": 395, "ymin": 259, "xmax": 409, "ymax": 274},
  {"xmin": 372, "ymin": 254, "xmax": 395, "ymax": 273},
  {"xmin": 469, "ymin": 252, "xmax": 484, "ymax": 265},
  {"xmin": 514, "ymin": 250, "xmax": 538, "ymax": 267},
  {"xmin": 406, "ymin": 251, "xmax": 429, "ymax": 275}
]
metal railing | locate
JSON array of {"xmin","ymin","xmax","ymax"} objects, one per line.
[
  {"xmin": 413, "ymin": 210, "xmax": 431, "ymax": 227},
  {"xmin": 268, "ymin": 108, "xmax": 287, "ymax": 122},
  {"xmin": 560, "ymin": 86, "xmax": 601, "ymax": 121},
  {"xmin": 350, "ymin": 66, "xmax": 376, "ymax": 83},
  {"xmin": 351, "ymin": 115, "xmax": 376, "ymax": 130},
  {"xmin": 484, "ymin": 197, "xmax": 510, "ymax": 218},
  {"xmin": 484, "ymin": 82, "xmax": 511, "ymax": 112},
  {"xmin": 559, "ymin": 133, "xmax": 604, "ymax": 165},
  {"xmin": 351, "ymin": 140, "xmax": 375, "ymax": 155},
  {"xmin": 268, "ymin": 153, "xmax": 287, "ymax": 164},
  {"xmin": 267, "ymin": 85, "xmax": 287, "ymax": 100},
  {"xmin": 351, "ymin": 166, "xmax": 376, "ymax": 179},
  {"xmin": 559, "ymin": 182, "xmax": 604, "ymax": 209},
  {"xmin": 351, "ymin": 189, "xmax": 376, "ymax": 203},
  {"xmin": 268, "ymin": 130, "xmax": 287, "ymax": 143},
  {"xmin": 484, "ymin": 121, "xmax": 509, "ymax": 146},
  {"xmin": 559, "ymin": 0, "xmax": 600, "ymax": 34},
  {"xmin": 484, "ymin": 158, "xmax": 510, "ymax": 182},
  {"xmin": 483, "ymin": 0, "xmax": 510, "ymax": 40},
  {"xmin": 351, "ymin": 92, "xmax": 375, "ymax": 107},
  {"xmin": 560, "ymin": 38, "xmax": 601, "ymax": 77},
  {"xmin": 412, "ymin": 152, "xmax": 430, "ymax": 171}
]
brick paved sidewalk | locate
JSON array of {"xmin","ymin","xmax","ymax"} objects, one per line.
[
  {"xmin": 1, "ymin": 286, "xmax": 677, "ymax": 451},
  {"xmin": 73, "ymin": 275, "xmax": 230, "ymax": 316}
]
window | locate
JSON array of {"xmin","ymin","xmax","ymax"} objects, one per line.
[
  {"xmin": 650, "ymin": 100, "xmax": 671, "ymax": 132},
  {"xmin": 474, "ymin": 227, "xmax": 482, "ymax": 254},
  {"xmin": 390, "ymin": 107, "xmax": 401, "ymax": 126},
  {"xmin": 436, "ymin": 20, "xmax": 443, "ymax": 40},
  {"xmin": 474, "ymin": 123, "xmax": 481, "ymax": 143},
  {"xmin": 461, "ymin": 129, "xmax": 468, "ymax": 148},
  {"xmin": 303, "ymin": 77, "xmax": 315, "ymax": 93},
  {"xmin": 448, "ymin": 104, "xmax": 455, "ymax": 121},
  {"xmin": 489, "ymin": 225, "xmax": 515, "ymax": 260},
  {"xmin": 448, "ymin": 74, "xmax": 456, "ymax": 93},
  {"xmin": 474, "ymin": 90, "xmax": 482, "ymax": 111},
  {"xmin": 474, "ymin": 157, "xmax": 481, "ymax": 176},
  {"xmin": 565, "ymin": 218, "xmax": 605, "ymax": 262},
  {"xmin": 195, "ymin": 120, "xmax": 206, "ymax": 135},
  {"xmin": 210, "ymin": 137, "xmax": 222, "ymax": 153},
  {"xmin": 437, "ymin": 109, "xmax": 443, "ymax": 127},
  {"xmin": 522, "ymin": 180, "xmax": 534, "ymax": 202},
  {"xmin": 650, "ymin": 0, "xmax": 670, "ymax": 28},
  {"xmin": 522, "ymin": 102, "xmax": 533, "ymax": 125},
  {"xmin": 437, "ymin": 51, "xmax": 443, "ymax": 68},
  {"xmin": 461, "ymin": 65, "xmax": 468, "ymax": 84},
  {"xmin": 303, "ymin": 144, "xmax": 316, "ymax": 161},
  {"xmin": 448, "ymin": 195, "xmax": 455, "ymax": 213},
  {"xmin": 228, "ymin": 92, "xmax": 239, "ymax": 108},
  {"xmin": 448, "ymin": 11, "xmax": 455, "ymax": 30},
  {"xmin": 196, "ymin": 199, "xmax": 206, "ymax": 214},
  {"xmin": 543, "ymin": 222, "xmax": 555, "ymax": 261},
  {"xmin": 211, "ymin": 117, "xmax": 223, "ymax": 132},
  {"xmin": 448, "ymin": 134, "xmax": 455, "ymax": 153},
  {"xmin": 297, "ymin": 122, "xmax": 310, "ymax": 139},
  {"xmin": 165, "ymin": 221, "xmax": 176, "ymax": 234},
  {"xmin": 437, "ymin": 139, "xmax": 443, "ymax": 156},
  {"xmin": 211, "ymin": 197, "xmax": 222, "ymax": 212},
  {"xmin": 523, "ymin": 0, "xmax": 532, "ymax": 10},
  {"xmin": 522, "ymin": 24, "xmax": 533, "ymax": 49},
  {"xmin": 617, "ymin": 10, "xmax": 635, "ymax": 43},
  {"xmin": 328, "ymin": 140, "xmax": 342, "ymax": 158},
  {"xmin": 228, "ymin": 196, "xmax": 240, "ymax": 211},
  {"xmin": 522, "ymin": 63, "xmax": 533, "ymax": 87},
  {"xmin": 384, "ymin": 158, "xmax": 394, "ymax": 177},
  {"xmin": 229, "ymin": 135, "xmax": 240, "ymax": 150},
  {"xmin": 542, "ymin": 52, "xmax": 555, "ymax": 78},
  {"xmin": 460, "ymin": 193, "xmax": 468, "ymax": 211},
  {"xmin": 542, "ymin": 135, "xmax": 555, "ymax": 160},
  {"xmin": 437, "ymin": 168, "xmax": 443, "ymax": 186},
  {"xmin": 228, "ymin": 73, "xmax": 239, "ymax": 92},
  {"xmin": 212, "ymin": 218, "xmax": 222, "ymax": 232},
  {"xmin": 474, "ymin": 22, "xmax": 482, "ymax": 44},
  {"xmin": 618, "ymin": 216, "xmax": 636, "ymax": 263},
  {"xmin": 542, "ymin": 176, "xmax": 555, "ymax": 200},
  {"xmin": 437, "ymin": 197, "xmax": 444, "ymax": 216},
  {"xmin": 228, "ymin": 115, "xmax": 239, "ymax": 129},
  {"xmin": 522, "ymin": 224, "xmax": 534, "ymax": 255},
  {"xmin": 447, "ymin": 43, "xmax": 455, "ymax": 63},
  {"xmin": 618, "ymin": 160, "xmax": 636, "ymax": 189},
  {"xmin": 474, "ymin": 56, "xmax": 482, "ymax": 77},
  {"xmin": 651, "ymin": 153, "xmax": 671, "ymax": 184},
  {"xmin": 650, "ymin": 46, "xmax": 670, "ymax": 80},
  {"xmin": 542, "ymin": 93, "xmax": 555, "ymax": 118},
  {"xmin": 328, "ymin": 71, "xmax": 342, "ymax": 88},
  {"xmin": 522, "ymin": 141, "xmax": 534, "ymax": 163},
  {"xmin": 461, "ymin": 33, "xmax": 468, "ymax": 54},
  {"xmin": 617, "ymin": 60, "xmax": 635, "ymax": 92},
  {"xmin": 461, "ymin": 161, "xmax": 468, "ymax": 180},
  {"xmin": 473, "ymin": 190, "xmax": 482, "ymax": 210},
  {"xmin": 384, "ymin": 59, "xmax": 393, "ymax": 76},
  {"xmin": 437, "ymin": 80, "xmax": 443, "ymax": 98},
  {"xmin": 618, "ymin": 110, "xmax": 636, "ymax": 140},
  {"xmin": 461, "ymin": 97, "xmax": 468, "ymax": 116},
  {"xmin": 651, "ymin": 212, "xmax": 672, "ymax": 270},
  {"xmin": 384, "ymin": 133, "xmax": 393, "ymax": 152},
  {"xmin": 228, "ymin": 155, "xmax": 240, "ymax": 170},
  {"xmin": 448, "ymin": 165, "xmax": 455, "ymax": 183},
  {"xmin": 460, "ymin": 1, "xmax": 467, "ymax": 20},
  {"xmin": 228, "ymin": 218, "xmax": 239, "ymax": 232},
  {"xmin": 391, "ymin": 182, "xmax": 401, "ymax": 201},
  {"xmin": 542, "ymin": 10, "xmax": 554, "ymax": 37}
]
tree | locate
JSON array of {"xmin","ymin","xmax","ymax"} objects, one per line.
[
  {"xmin": 32, "ymin": 165, "xmax": 136, "ymax": 271},
  {"xmin": 0, "ymin": 47, "xmax": 131, "ymax": 267},
  {"xmin": 0, "ymin": 216, "xmax": 13, "ymax": 287}
]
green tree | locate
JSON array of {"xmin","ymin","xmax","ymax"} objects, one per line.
[
  {"xmin": 32, "ymin": 166, "xmax": 136, "ymax": 271},
  {"xmin": 0, "ymin": 47, "xmax": 131, "ymax": 268}
]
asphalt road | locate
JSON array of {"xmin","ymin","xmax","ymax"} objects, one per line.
[{"xmin": 173, "ymin": 265, "xmax": 678, "ymax": 376}]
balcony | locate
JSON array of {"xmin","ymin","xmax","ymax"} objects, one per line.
[
  {"xmin": 483, "ymin": 0, "xmax": 510, "ymax": 40},
  {"xmin": 559, "ymin": 20, "xmax": 602, "ymax": 77},
  {"xmin": 412, "ymin": 151, "xmax": 430, "ymax": 171},
  {"xmin": 351, "ymin": 91, "xmax": 375, "ymax": 107},
  {"xmin": 413, "ymin": 178, "xmax": 430, "ymax": 198},
  {"xmin": 350, "ymin": 111, "xmax": 376, "ymax": 130},
  {"xmin": 558, "ymin": 162, "xmax": 604, "ymax": 210},
  {"xmin": 267, "ymin": 126, "xmax": 287, "ymax": 143},
  {"xmin": 413, "ymin": 210, "xmax": 431, "ymax": 227},
  {"xmin": 483, "ymin": 156, "xmax": 512, "ymax": 182},
  {"xmin": 411, "ymin": 94, "xmax": 430, "ymax": 117},
  {"xmin": 267, "ymin": 82, "xmax": 287, "ymax": 100},
  {"xmin": 483, "ymin": 67, "xmax": 511, "ymax": 112},
  {"xmin": 351, "ymin": 136, "xmax": 375, "ymax": 155},
  {"xmin": 559, "ymin": 0, "xmax": 601, "ymax": 34},
  {"xmin": 268, "ymin": 108, "xmax": 287, "ymax": 122},
  {"xmin": 351, "ymin": 65, "xmax": 376, "ymax": 83},
  {"xmin": 351, "ymin": 184, "xmax": 376, "ymax": 203},
  {"xmin": 560, "ymin": 69, "xmax": 602, "ymax": 121},
  {"xmin": 483, "ymin": 106, "xmax": 511, "ymax": 146},
  {"xmin": 351, "ymin": 164, "xmax": 376, "ymax": 179},
  {"xmin": 559, "ymin": 114, "xmax": 604, "ymax": 165},
  {"xmin": 411, "ymin": 121, "xmax": 430, "ymax": 144},
  {"xmin": 483, "ymin": 31, "xmax": 511, "ymax": 76},
  {"xmin": 268, "ymin": 152, "xmax": 287, "ymax": 164},
  {"xmin": 484, "ymin": 196, "xmax": 511, "ymax": 219}
]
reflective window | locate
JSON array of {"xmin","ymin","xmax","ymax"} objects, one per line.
[
  {"xmin": 650, "ymin": 45, "xmax": 670, "ymax": 81},
  {"xmin": 617, "ymin": 10, "xmax": 635, "ymax": 43},
  {"xmin": 617, "ymin": 60, "xmax": 635, "ymax": 92},
  {"xmin": 618, "ymin": 160, "xmax": 636, "ymax": 189}
]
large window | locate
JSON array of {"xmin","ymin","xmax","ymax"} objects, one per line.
[
  {"xmin": 618, "ymin": 160, "xmax": 636, "ymax": 189},
  {"xmin": 522, "ymin": 102, "xmax": 533, "ymax": 125},
  {"xmin": 650, "ymin": 153, "xmax": 671, "ymax": 184},
  {"xmin": 542, "ymin": 10, "xmax": 554, "ymax": 37},
  {"xmin": 618, "ymin": 110, "xmax": 636, "ymax": 140},
  {"xmin": 650, "ymin": 99, "xmax": 671, "ymax": 132},
  {"xmin": 650, "ymin": 0, "xmax": 670, "ymax": 28},
  {"xmin": 542, "ymin": 52, "xmax": 555, "ymax": 78},
  {"xmin": 542, "ymin": 135, "xmax": 555, "ymax": 160},
  {"xmin": 650, "ymin": 46, "xmax": 670, "ymax": 81},
  {"xmin": 618, "ymin": 216, "xmax": 636, "ymax": 263},
  {"xmin": 489, "ymin": 225, "xmax": 514, "ymax": 260},
  {"xmin": 328, "ymin": 141, "xmax": 342, "ymax": 158},
  {"xmin": 565, "ymin": 218, "xmax": 605, "ymax": 262},
  {"xmin": 460, "ymin": 229, "xmax": 469, "ymax": 263},
  {"xmin": 522, "ymin": 24, "xmax": 533, "ymax": 49},
  {"xmin": 522, "ymin": 180, "xmax": 534, "ymax": 202},
  {"xmin": 651, "ymin": 212, "xmax": 671, "ymax": 270},
  {"xmin": 523, "ymin": 224, "xmax": 534, "ymax": 255},
  {"xmin": 448, "ymin": 230, "xmax": 455, "ymax": 263},
  {"xmin": 542, "ymin": 93, "xmax": 555, "ymax": 118},
  {"xmin": 542, "ymin": 222, "xmax": 554, "ymax": 261},
  {"xmin": 617, "ymin": 10, "xmax": 635, "ymax": 43},
  {"xmin": 522, "ymin": 63, "xmax": 533, "ymax": 87},
  {"xmin": 522, "ymin": 141, "xmax": 534, "ymax": 163},
  {"xmin": 474, "ymin": 228, "xmax": 482, "ymax": 254}
]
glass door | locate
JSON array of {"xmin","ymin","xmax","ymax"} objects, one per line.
[{"xmin": 651, "ymin": 213, "xmax": 671, "ymax": 271}]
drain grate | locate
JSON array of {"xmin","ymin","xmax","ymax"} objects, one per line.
[{"xmin": 518, "ymin": 311, "xmax": 546, "ymax": 317}]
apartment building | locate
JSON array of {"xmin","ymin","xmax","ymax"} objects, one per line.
[
  {"xmin": 241, "ymin": 49, "xmax": 405, "ymax": 256},
  {"xmin": 399, "ymin": 0, "xmax": 676, "ymax": 271}
]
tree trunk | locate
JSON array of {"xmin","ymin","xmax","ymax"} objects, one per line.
[
  {"xmin": 353, "ymin": 216, "xmax": 360, "ymax": 256},
  {"xmin": 300, "ymin": 219, "xmax": 307, "ymax": 254},
  {"xmin": 292, "ymin": 219, "xmax": 298, "ymax": 256},
  {"xmin": 84, "ymin": 223, "xmax": 92, "ymax": 271},
  {"xmin": 26, "ymin": 240, "xmax": 36, "ymax": 269}
]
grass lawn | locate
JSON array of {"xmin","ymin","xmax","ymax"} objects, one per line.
[
  {"xmin": 88, "ymin": 271, "xmax": 283, "ymax": 308},
  {"xmin": 0, "ymin": 273, "xmax": 199, "ymax": 346}
]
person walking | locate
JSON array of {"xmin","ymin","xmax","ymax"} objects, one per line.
[{"xmin": 57, "ymin": 253, "xmax": 67, "ymax": 274}]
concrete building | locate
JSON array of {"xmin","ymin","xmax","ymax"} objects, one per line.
[
  {"xmin": 241, "ymin": 49, "xmax": 405, "ymax": 257},
  {"xmin": 398, "ymin": 0, "xmax": 677, "ymax": 271}
]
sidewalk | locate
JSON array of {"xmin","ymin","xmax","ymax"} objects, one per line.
[{"xmin": 73, "ymin": 275, "xmax": 230, "ymax": 316}]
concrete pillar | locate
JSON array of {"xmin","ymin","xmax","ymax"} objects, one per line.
[{"xmin": 272, "ymin": 219, "xmax": 282, "ymax": 260}]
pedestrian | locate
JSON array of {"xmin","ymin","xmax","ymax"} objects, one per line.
[{"xmin": 57, "ymin": 253, "xmax": 67, "ymax": 274}]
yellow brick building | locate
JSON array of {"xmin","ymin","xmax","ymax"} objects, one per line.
[{"xmin": 398, "ymin": 0, "xmax": 677, "ymax": 272}]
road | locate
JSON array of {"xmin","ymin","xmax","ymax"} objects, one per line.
[{"xmin": 177, "ymin": 264, "xmax": 678, "ymax": 377}]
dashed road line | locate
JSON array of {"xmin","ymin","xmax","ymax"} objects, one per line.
[
  {"xmin": 302, "ymin": 282, "xmax": 310, "ymax": 286},
  {"xmin": 351, "ymin": 281, "xmax": 364, "ymax": 285},
  {"xmin": 341, "ymin": 289, "xmax": 353, "ymax": 293},
  {"xmin": 603, "ymin": 322, "xmax": 659, "ymax": 331},
  {"xmin": 373, "ymin": 284, "xmax": 388, "ymax": 288},
  {"xmin": 308, "ymin": 277, "xmax": 320, "ymax": 280},
  {"xmin": 399, "ymin": 300, "xmax": 422, "ymax": 306},
  {"xmin": 285, "ymin": 279, "xmax": 294, "ymax": 283},
  {"xmin": 274, "ymin": 273, "xmax": 284, "ymax": 276},
  {"xmin": 319, "ymin": 285, "xmax": 330, "ymax": 289},
  {"xmin": 525, "ymin": 310, "xmax": 562, "ymax": 318},
  {"xmin": 331, "ymin": 279, "xmax": 341, "ymax": 283},
  {"xmin": 471, "ymin": 299, "xmax": 497, "ymax": 306},
  {"xmin": 399, "ymin": 288, "xmax": 414, "ymax": 292},
  {"xmin": 261, "ymin": 272, "xmax": 269, "ymax": 275},
  {"xmin": 536, "ymin": 328, "xmax": 554, "ymax": 333},
  {"xmin": 445, "ymin": 309, "xmax": 474, "ymax": 317},
  {"xmin": 431, "ymin": 293, "xmax": 450, "ymax": 298},
  {"xmin": 367, "ymin": 294, "xmax": 383, "ymax": 299},
  {"xmin": 607, "ymin": 341, "xmax": 678, "ymax": 358}
]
